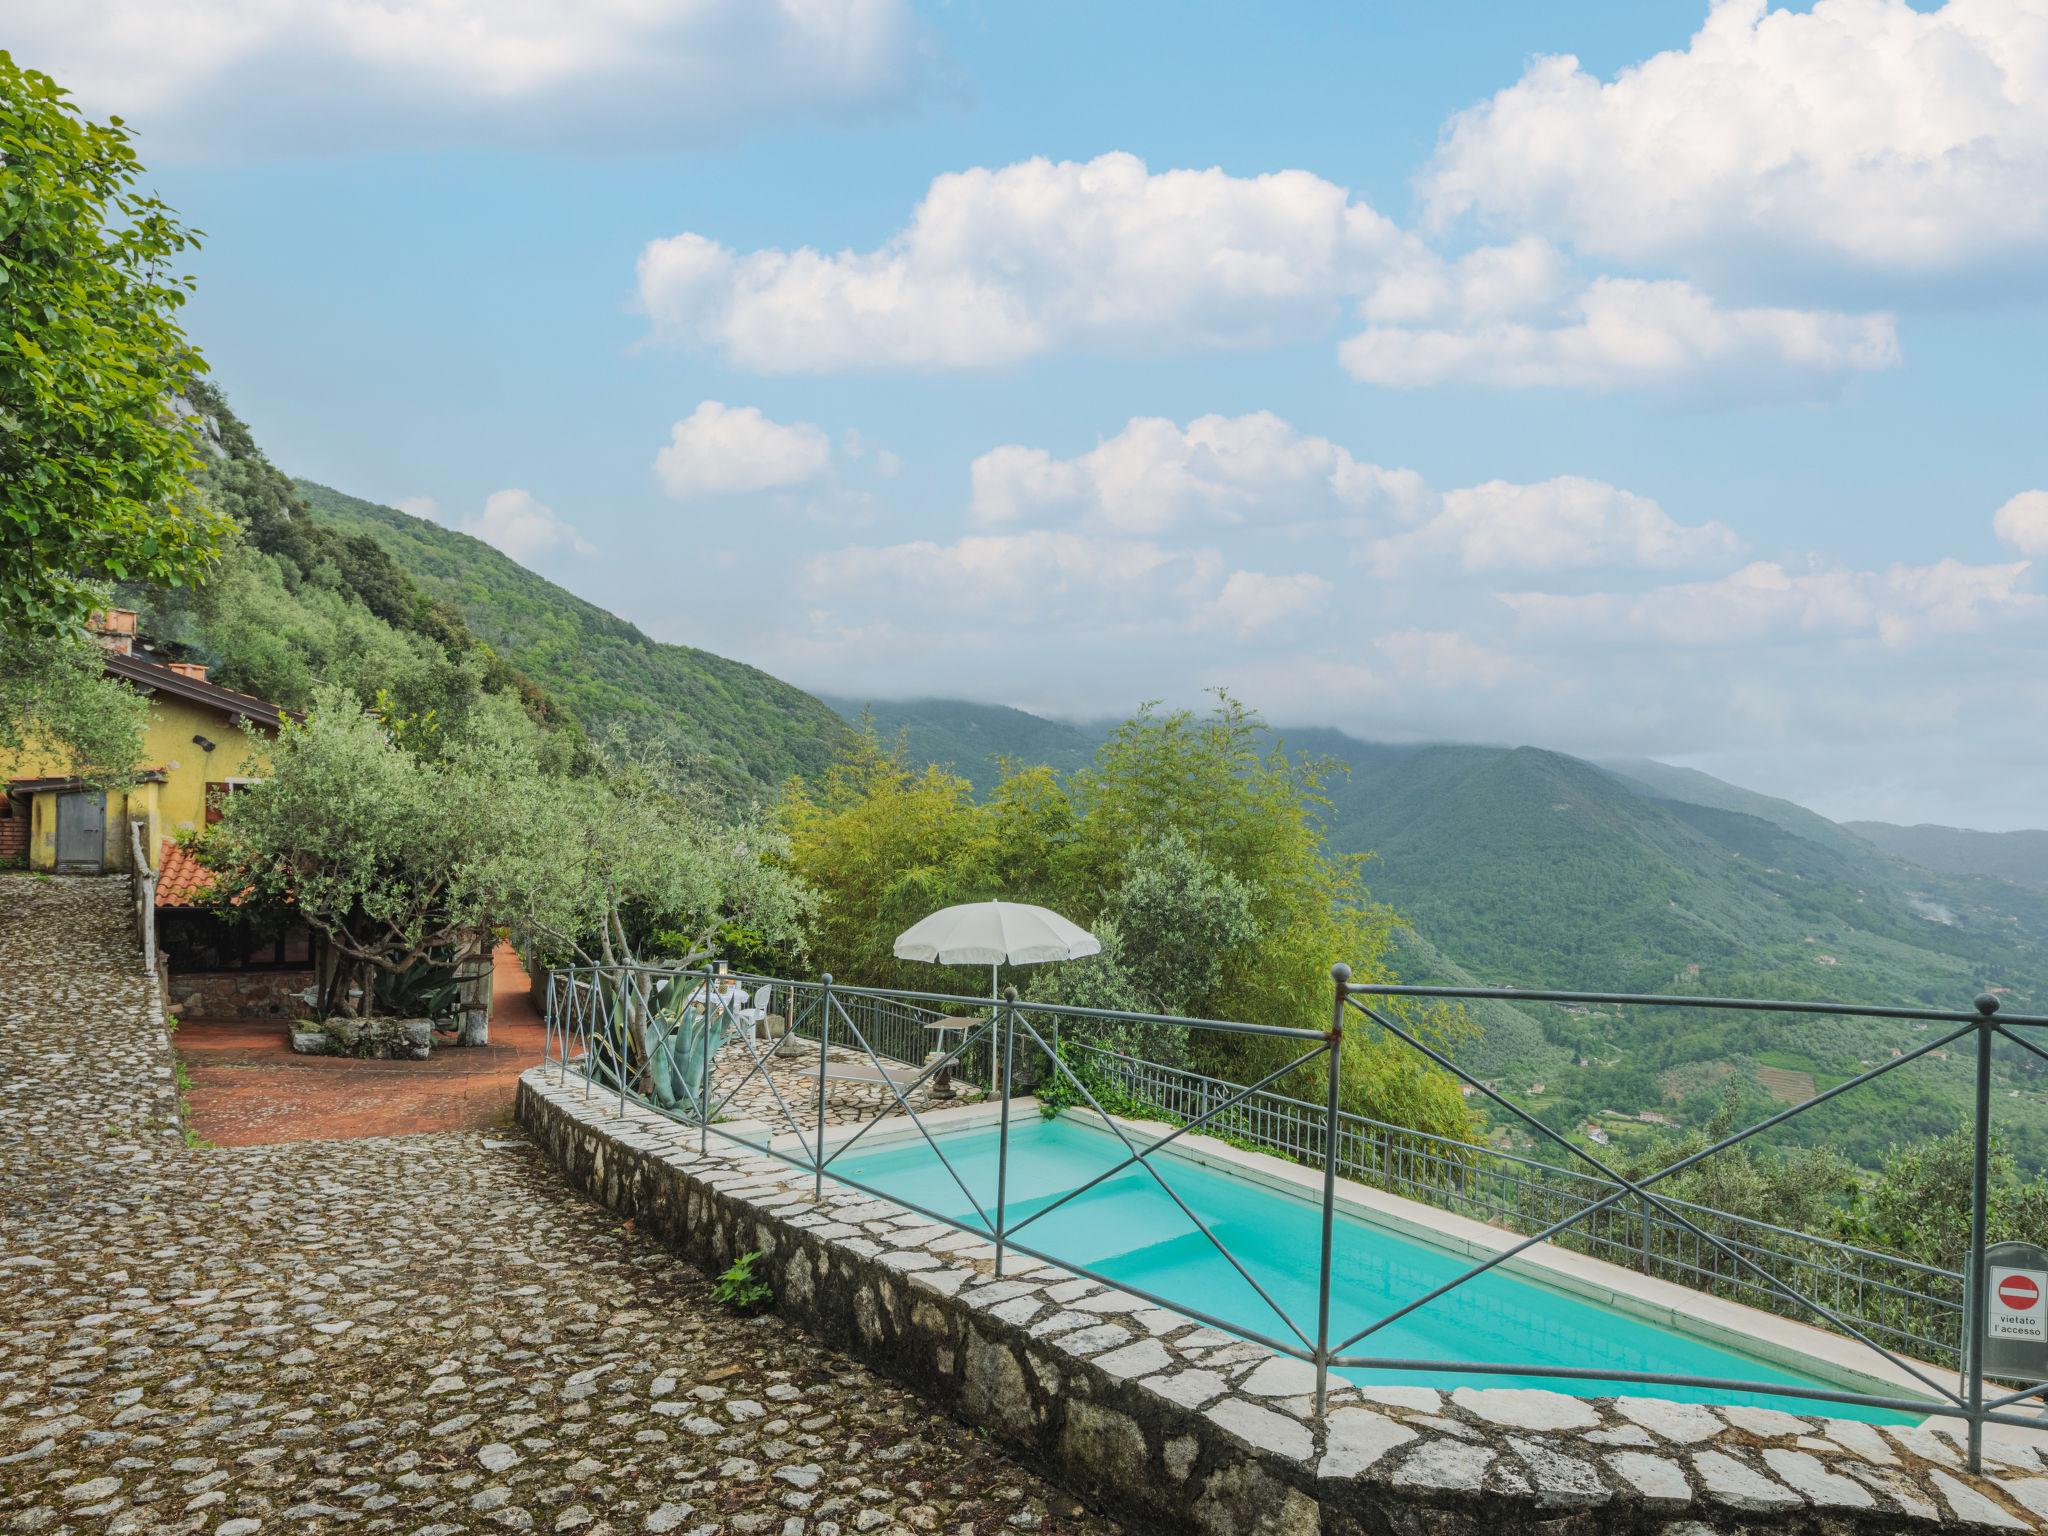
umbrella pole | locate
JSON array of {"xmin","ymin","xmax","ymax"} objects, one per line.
[{"xmin": 990, "ymin": 962, "xmax": 1000, "ymax": 1095}]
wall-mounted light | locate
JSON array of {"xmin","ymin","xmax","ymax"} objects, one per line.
[{"xmin": 192, "ymin": 734, "xmax": 216, "ymax": 753}]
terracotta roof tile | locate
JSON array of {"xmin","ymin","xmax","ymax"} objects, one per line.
[{"xmin": 155, "ymin": 839, "xmax": 217, "ymax": 908}]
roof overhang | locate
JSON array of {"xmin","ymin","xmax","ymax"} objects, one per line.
[
  {"xmin": 100, "ymin": 652, "xmax": 302, "ymax": 730},
  {"xmin": 8, "ymin": 769, "xmax": 169, "ymax": 796}
]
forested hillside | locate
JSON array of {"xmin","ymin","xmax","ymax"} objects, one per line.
[
  {"xmin": 821, "ymin": 696, "xmax": 1103, "ymax": 791},
  {"xmin": 862, "ymin": 700, "xmax": 2048, "ymax": 1169},
  {"xmin": 296, "ymin": 481, "xmax": 851, "ymax": 800},
  {"xmin": 127, "ymin": 383, "xmax": 568, "ymax": 733},
  {"xmin": 1601, "ymin": 755, "xmax": 1871, "ymax": 857},
  {"xmin": 1844, "ymin": 821, "xmax": 2048, "ymax": 892}
]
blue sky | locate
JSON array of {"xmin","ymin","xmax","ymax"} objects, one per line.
[{"xmin": 18, "ymin": 0, "xmax": 2048, "ymax": 827}]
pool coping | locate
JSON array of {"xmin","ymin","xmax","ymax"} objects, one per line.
[{"xmin": 520, "ymin": 1065, "xmax": 2048, "ymax": 1535}]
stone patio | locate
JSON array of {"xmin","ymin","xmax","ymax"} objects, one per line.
[
  {"xmin": 0, "ymin": 875, "xmax": 1120, "ymax": 1536},
  {"xmin": 695, "ymin": 1037, "xmax": 985, "ymax": 1135}
]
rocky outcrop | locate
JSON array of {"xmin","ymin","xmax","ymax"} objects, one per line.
[{"xmin": 290, "ymin": 1014, "xmax": 432, "ymax": 1059}]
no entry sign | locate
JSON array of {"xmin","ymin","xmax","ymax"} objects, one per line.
[{"xmin": 1983, "ymin": 1241, "xmax": 2048, "ymax": 1384}]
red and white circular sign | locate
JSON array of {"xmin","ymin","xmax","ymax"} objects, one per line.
[{"xmin": 1998, "ymin": 1273, "xmax": 2042, "ymax": 1311}]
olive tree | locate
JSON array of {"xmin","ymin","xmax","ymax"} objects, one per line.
[
  {"xmin": 0, "ymin": 626, "xmax": 147, "ymax": 783},
  {"xmin": 515, "ymin": 732, "xmax": 810, "ymax": 974},
  {"xmin": 212, "ymin": 693, "xmax": 808, "ymax": 1058},
  {"xmin": 507, "ymin": 734, "xmax": 812, "ymax": 1093},
  {"xmin": 208, "ymin": 689, "xmax": 550, "ymax": 1032}
]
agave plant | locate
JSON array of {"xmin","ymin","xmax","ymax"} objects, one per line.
[{"xmin": 374, "ymin": 955, "xmax": 462, "ymax": 1021}]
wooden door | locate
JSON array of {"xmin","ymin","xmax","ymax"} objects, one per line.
[{"xmin": 55, "ymin": 791, "xmax": 105, "ymax": 873}]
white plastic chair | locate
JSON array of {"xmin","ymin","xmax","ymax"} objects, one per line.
[{"xmin": 737, "ymin": 982, "xmax": 774, "ymax": 1033}]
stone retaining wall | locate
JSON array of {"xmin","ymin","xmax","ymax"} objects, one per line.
[
  {"xmin": 517, "ymin": 1066, "xmax": 2048, "ymax": 1536},
  {"xmin": 169, "ymin": 966, "xmax": 315, "ymax": 1020}
]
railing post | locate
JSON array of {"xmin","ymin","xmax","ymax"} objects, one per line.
[
  {"xmin": 1967, "ymin": 992, "xmax": 1998, "ymax": 1472},
  {"xmin": 700, "ymin": 967, "xmax": 714, "ymax": 1155},
  {"xmin": 613, "ymin": 968, "xmax": 628, "ymax": 1118},
  {"xmin": 814, "ymin": 974, "xmax": 833, "ymax": 1200},
  {"xmin": 1316, "ymin": 962, "xmax": 1349, "ymax": 1421},
  {"xmin": 544, "ymin": 970, "xmax": 558, "ymax": 1081},
  {"xmin": 994, "ymin": 986, "xmax": 1018, "ymax": 1277}
]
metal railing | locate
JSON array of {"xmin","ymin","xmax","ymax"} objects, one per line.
[
  {"xmin": 543, "ymin": 960, "xmax": 2048, "ymax": 1471},
  {"xmin": 781, "ymin": 986, "xmax": 998, "ymax": 1091},
  {"xmin": 1081, "ymin": 1045, "xmax": 1963, "ymax": 1368}
]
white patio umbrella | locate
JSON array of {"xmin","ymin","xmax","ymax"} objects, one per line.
[
  {"xmin": 894, "ymin": 901, "xmax": 1100, "ymax": 1090},
  {"xmin": 893, "ymin": 899, "xmax": 1100, "ymax": 993}
]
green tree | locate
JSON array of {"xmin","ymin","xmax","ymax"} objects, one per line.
[
  {"xmin": 0, "ymin": 54, "xmax": 228, "ymax": 637},
  {"xmin": 208, "ymin": 690, "xmax": 555, "ymax": 1019},
  {"xmin": 518, "ymin": 730, "xmax": 811, "ymax": 974},
  {"xmin": 1861, "ymin": 1129, "xmax": 2048, "ymax": 1267},
  {"xmin": 0, "ymin": 626, "xmax": 146, "ymax": 783},
  {"xmin": 1065, "ymin": 693, "xmax": 1399, "ymax": 1039},
  {"xmin": 776, "ymin": 728, "xmax": 1001, "ymax": 990},
  {"xmin": 1614, "ymin": 1085, "xmax": 1859, "ymax": 1240},
  {"xmin": 1101, "ymin": 829, "xmax": 1259, "ymax": 1019}
]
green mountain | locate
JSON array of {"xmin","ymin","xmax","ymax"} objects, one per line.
[
  {"xmin": 865, "ymin": 700, "xmax": 2048, "ymax": 1167},
  {"xmin": 1843, "ymin": 821, "xmax": 2048, "ymax": 892},
  {"xmin": 1600, "ymin": 755, "xmax": 1871, "ymax": 858},
  {"xmin": 295, "ymin": 481, "xmax": 852, "ymax": 799},
  {"xmin": 1306, "ymin": 741, "xmax": 2044, "ymax": 1000},
  {"xmin": 821, "ymin": 696, "xmax": 1103, "ymax": 791}
]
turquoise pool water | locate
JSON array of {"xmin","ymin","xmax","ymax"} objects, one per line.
[{"xmin": 823, "ymin": 1115, "xmax": 1918, "ymax": 1422}]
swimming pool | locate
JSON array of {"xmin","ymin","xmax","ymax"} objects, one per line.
[{"xmin": 821, "ymin": 1113, "xmax": 1921, "ymax": 1422}]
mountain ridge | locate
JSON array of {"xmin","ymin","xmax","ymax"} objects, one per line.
[
  {"xmin": 296, "ymin": 480, "xmax": 853, "ymax": 799},
  {"xmin": 1843, "ymin": 820, "xmax": 2048, "ymax": 892}
]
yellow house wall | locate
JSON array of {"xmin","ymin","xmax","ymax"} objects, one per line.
[
  {"xmin": 24, "ymin": 783, "xmax": 153, "ymax": 872},
  {"xmin": 140, "ymin": 696, "xmax": 270, "ymax": 838},
  {"xmin": 7, "ymin": 695, "xmax": 270, "ymax": 873}
]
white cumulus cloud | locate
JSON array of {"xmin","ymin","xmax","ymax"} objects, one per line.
[
  {"xmin": 1374, "ymin": 629, "xmax": 1523, "ymax": 691},
  {"xmin": 1502, "ymin": 556, "xmax": 2038, "ymax": 647},
  {"xmin": 1422, "ymin": 0, "xmax": 2048, "ymax": 280},
  {"xmin": 969, "ymin": 412, "xmax": 1430, "ymax": 534},
  {"xmin": 638, "ymin": 151, "xmax": 1900, "ymax": 394},
  {"xmin": 1367, "ymin": 475, "xmax": 1743, "ymax": 575},
  {"xmin": 1215, "ymin": 571, "xmax": 1332, "ymax": 639},
  {"xmin": 968, "ymin": 413, "xmax": 1736, "ymax": 577},
  {"xmin": 454, "ymin": 489, "xmax": 594, "ymax": 564},
  {"xmin": 785, "ymin": 530, "xmax": 1328, "ymax": 667},
  {"xmin": 10, "ymin": 0, "xmax": 933, "ymax": 155},
  {"xmin": 638, "ymin": 152, "xmax": 1413, "ymax": 372},
  {"xmin": 654, "ymin": 401, "xmax": 834, "ymax": 500},
  {"xmin": 1341, "ymin": 277, "xmax": 1899, "ymax": 397},
  {"xmin": 1994, "ymin": 490, "xmax": 2048, "ymax": 555}
]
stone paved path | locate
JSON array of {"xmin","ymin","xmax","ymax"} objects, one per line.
[{"xmin": 0, "ymin": 876, "xmax": 1119, "ymax": 1536}]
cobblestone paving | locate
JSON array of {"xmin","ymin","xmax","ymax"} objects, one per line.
[{"xmin": 0, "ymin": 877, "xmax": 1119, "ymax": 1536}]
